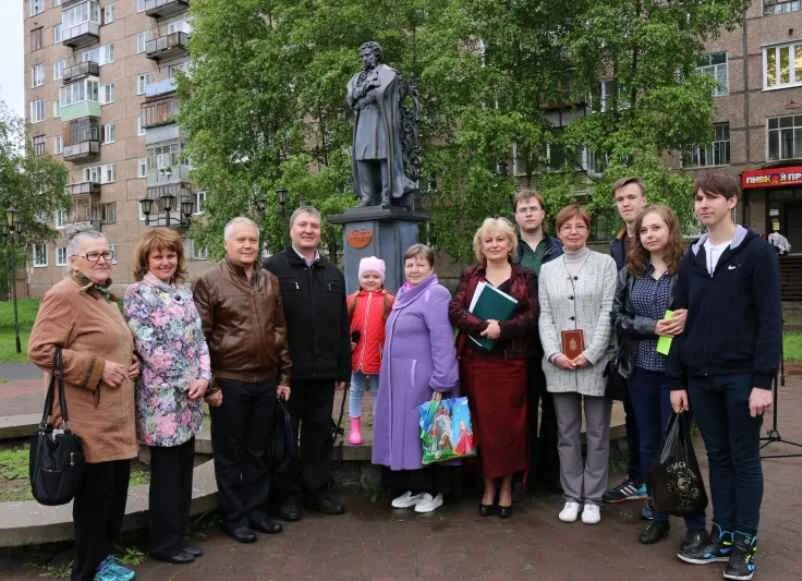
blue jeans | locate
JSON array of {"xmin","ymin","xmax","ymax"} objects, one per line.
[
  {"xmin": 687, "ymin": 374, "xmax": 763, "ymax": 536},
  {"xmin": 349, "ymin": 372, "xmax": 378, "ymax": 418},
  {"xmin": 629, "ymin": 367, "xmax": 705, "ymax": 530}
]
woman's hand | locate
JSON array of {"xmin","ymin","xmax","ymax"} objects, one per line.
[
  {"xmin": 553, "ymin": 354, "xmax": 575, "ymax": 370},
  {"xmin": 128, "ymin": 357, "xmax": 140, "ymax": 380},
  {"xmin": 188, "ymin": 378, "xmax": 208, "ymax": 400},
  {"xmin": 572, "ymin": 354, "xmax": 590, "ymax": 368},
  {"xmin": 480, "ymin": 320, "xmax": 502, "ymax": 340},
  {"xmin": 656, "ymin": 308, "xmax": 687, "ymax": 337},
  {"xmin": 276, "ymin": 384, "xmax": 291, "ymax": 401},
  {"xmin": 206, "ymin": 390, "xmax": 223, "ymax": 408},
  {"xmin": 102, "ymin": 360, "xmax": 128, "ymax": 388}
]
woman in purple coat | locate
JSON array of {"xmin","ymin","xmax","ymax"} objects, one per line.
[{"xmin": 372, "ymin": 244, "xmax": 459, "ymax": 513}]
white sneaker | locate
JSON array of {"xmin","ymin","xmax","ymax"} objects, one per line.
[
  {"xmin": 581, "ymin": 502, "xmax": 601, "ymax": 524},
  {"xmin": 413, "ymin": 493, "xmax": 444, "ymax": 513},
  {"xmin": 391, "ymin": 490, "xmax": 423, "ymax": 509},
  {"xmin": 558, "ymin": 500, "xmax": 581, "ymax": 522}
]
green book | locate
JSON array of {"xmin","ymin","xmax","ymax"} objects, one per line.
[
  {"xmin": 467, "ymin": 281, "xmax": 519, "ymax": 351},
  {"xmin": 656, "ymin": 309, "xmax": 674, "ymax": 356}
]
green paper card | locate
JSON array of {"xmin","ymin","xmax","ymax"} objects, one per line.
[{"xmin": 656, "ymin": 310, "xmax": 674, "ymax": 356}]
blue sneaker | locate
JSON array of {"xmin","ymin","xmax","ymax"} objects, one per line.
[
  {"xmin": 723, "ymin": 532, "xmax": 757, "ymax": 581},
  {"xmin": 676, "ymin": 523, "xmax": 733, "ymax": 565},
  {"xmin": 93, "ymin": 555, "xmax": 136, "ymax": 581}
]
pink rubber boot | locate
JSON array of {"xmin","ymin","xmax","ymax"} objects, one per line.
[{"xmin": 348, "ymin": 416, "xmax": 363, "ymax": 445}]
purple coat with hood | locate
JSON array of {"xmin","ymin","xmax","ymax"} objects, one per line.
[{"xmin": 372, "ymin": 274, "xmax": 459, "ymax": 470}]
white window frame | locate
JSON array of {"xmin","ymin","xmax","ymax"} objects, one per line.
[
  {"xmin": 59, "ymin": 77, "xmax": 99, "ymax": 107},
  {"xmin": 763, "ymin": 42, "xmax": 802, "ymax": 90},
  {"xmin": 110, "ymin": 244, "xmax": 119, "ymax": 265},
  {"xmin": 766, "ymin": 114, "xmax": 802, "ymax": 160},
  {"xmin": 101, "ymin": 164, "xmax": 116, "ymax": 184},
  {"xmin": 56, "ymin": 247, "xmax": 68, "ymax": 266},
  {"xmin": 54, "ymin": 135, "xmax": 64, "ymax": 155},
  {"xmin": 84, "ymin": 165, "xmax": 101, "ymax": 183},
  {"xmin": 99, "ymin": 83, "xmax": 115, "ymax": 105},
  {"xmin": 102, "ymin": 123, "xmax": 116, "ymax": 144},
  {"xmin": 682, "ymin": 123, "xmax": 731, "ymax": 168},
  {"xmin": 30, "ymin": 99, "xmax": 45, "ymax": 123},
  {"xmin": 137, "ymin": 114, "xmax": 146, "ymax": 136},
  {"xmin": 137, "ymin": 158, "xmax": 148, "ymax": 178},
  {"xmin": 136, "ymin": 0, "xmax": 147, "ymax": 13},
  {"xmin": 102, "ymin": 4, "xmax": 114, "ymax": 25},
  {"xmin": 54, "ymin": 208, "xmax": 67, "ymax": 228},
  {"xmin": 136, "ymin": 73, "xmax": 150, "ymax": 96},
  {"xmin": 764, "ymin": 1, "xmax": 802, "ymax": 15},
  {"xmin": 32, "ymin": 63, "xmax": 45, "ymax": 88},
  {"xmin": 32, "ymin": 134, "xmax": 46, "ymax": 156},
  {"xmin": 697, "ymin": 53, "xmax": 729, "ymax": 97},
  {"xmin": 53, "ymin": 59, "xmax": 65, "ymax": 80},
  {"xmin": 136, "ymin": 31, "xmax": 149, "ymax": 54},
  {"xmin": 52, "ymin": 100, "xmax": 60, "ymax": 118},
  {"xmin": 32, "ymin": 243, "xmax": 48, "ymax": 267},
  {"xmin": 194, "ymin": 191, "xmax": 207, "ymax": 215},
  {"xmin": 52, "ymin": 23, "xmax": 62, "ymax": 43},
  {"xmin": 29, "ymin": 0, "xmax": 44, "ymax": 17}
]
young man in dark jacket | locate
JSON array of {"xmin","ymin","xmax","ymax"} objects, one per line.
[
  {"xmin": 669, "ymin": 171, "xmax": 780, "ymax": 581},
  {"xmin": 604, "ymin": 177, "xmax": 649, "ymax": 507},
  {"xmin": 264, "ymin": 206, "xmax": 351, "ymax": 521},
  {"xmin": 513, "ymin": 189, "xmax": 562, "ymax": 492}
]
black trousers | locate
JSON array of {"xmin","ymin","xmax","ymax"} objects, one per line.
[
  {"xmin": 210, "ymin": 378, "xmax": 276, "ymax": 527},
  {"xmin": 526, "ymin": 362, "xmax": 560, "ymax": 489},
  {"xmin": 71, "ymin": 459, "xmax": 130, "ymax": 581},
  {"xmin": 148, "ymin": 438, "xmax": 195, "ymax": 555},
  {"xmin": 276, "ymin": 379, "xmax": 335, "ymax": 501},
  {"xmin": 623, "ymin": 388, "xmax": 643, "ymax": 484}
]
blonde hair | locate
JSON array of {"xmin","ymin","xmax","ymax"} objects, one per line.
[
  {"xmin": 472, "ymin": 217, "xmax": 518, "ymax": 263},
  {"xmin": 133, "ymin": 227, "xmax": 187, "ymax": 283}
]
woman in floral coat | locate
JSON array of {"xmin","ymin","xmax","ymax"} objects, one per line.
[{"xmin": 123, "ymin": 228, "xmax": 213, "ymax": 565}]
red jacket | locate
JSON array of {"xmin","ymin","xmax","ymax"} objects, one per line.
[{"xmin": 348, "ymin": 289, "xmax": 394, "ymax": 374}]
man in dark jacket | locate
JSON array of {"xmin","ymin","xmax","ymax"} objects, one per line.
[
  {"xmin": 264, "ymin": 206, "xmax": 351, "ymax": 521},
  {"xmin": 194, "ymin": 217, "xmax": 291, "ymax": 544},
  {"xmin": 513, "ymin": 189, "xmax": 562, "ymax": 492},
  {"xmin": 604, "ymin": 176, "xmax": 649, "ymax": 507},
  {"xmin": 669, "ymin": 171, "xmax": 780, "ymax": 581}
]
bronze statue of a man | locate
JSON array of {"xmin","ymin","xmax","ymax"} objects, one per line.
[{"xmin": 346, "ymin": 41, "xmax": 418, "ymax": 207}]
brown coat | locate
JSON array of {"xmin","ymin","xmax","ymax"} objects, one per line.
[
  {"xmin": 28, "ymin": 277, "xmax": 137, "ymax": 463},
  {"xmin": 193, "ymin": 259, "xmax": 292, "ymax": 385}
]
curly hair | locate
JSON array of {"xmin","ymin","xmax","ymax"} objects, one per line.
[
  {"xmin": 472, "ymin": 217, "xmax": 518, "ymax": 263},
  {"xmin": 133, "ymin": 227, "xmax": 187, "ymax": 283},
  {"xmin": 627, "ymin": 204, "xmax": 683, "ymax": 277}
]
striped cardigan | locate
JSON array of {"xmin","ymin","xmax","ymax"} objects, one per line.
[{"xmin": 538, "ymin": 249, "xmax": 617, "ymax": 396}]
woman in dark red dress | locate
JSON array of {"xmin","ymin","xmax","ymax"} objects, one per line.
[{"xmin": 449, "ymin": 217, "xmax": 537, "ymax": 518}]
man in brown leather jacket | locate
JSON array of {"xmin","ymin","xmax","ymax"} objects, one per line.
[{"xmin": 194, "ymin": 217, "xmax": 292, "ymax": 544}]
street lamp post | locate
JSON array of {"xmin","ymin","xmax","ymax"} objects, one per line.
[
  {"xmin": 5, "ymin": 207, "xmax": 22, "ymax": 354},
  {"xmin": 276, "ymin": 186, "xmax": 288, "ymax": 246}
]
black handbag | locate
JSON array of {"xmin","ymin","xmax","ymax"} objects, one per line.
[
  {"xmin": 603, "ymin": 358, "xmax": 628, "ymax": 401},
  {"xmin": 29, "ymin": 346, "xmax": 86, "ymax": 506},
  {"xmin": 271, "ymin": 400, "xmax": 297, "ymax": 472}
]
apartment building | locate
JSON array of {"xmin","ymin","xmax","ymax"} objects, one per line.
[{"xmin": 23, "ymin": 0, "xmax": 208, "ymax": 297}]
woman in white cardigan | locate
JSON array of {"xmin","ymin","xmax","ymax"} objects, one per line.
[{"xmin": 538, "ymin": 204, "xmax": 617, "ymax": 525}]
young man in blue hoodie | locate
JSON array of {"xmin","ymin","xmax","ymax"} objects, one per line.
[{"xmin": 669, "ymin": 170, "xmax": 780, "ymax": 581}]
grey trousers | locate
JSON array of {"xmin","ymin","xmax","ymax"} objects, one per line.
[{"xmin": 553, "ymin": 393, "xmax": 612, "ymax": 504}]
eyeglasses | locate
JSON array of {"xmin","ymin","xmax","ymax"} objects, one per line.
[
  {"xmin": 559, "ymin": 224, "xmax": 588, "ymax": 232},
  {"xmin": 74, "ymin": 251, "xmax": 113, "ymax": 263}
]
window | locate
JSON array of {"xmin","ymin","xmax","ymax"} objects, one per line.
[
  {"xmin": 102, "ymin": 4, "xmax": 114, "ymax": 25},
  {"xmin": 100, "ymin": 202, "xmax": 116, "ymax": 225},
  {"xmin": 52, "ymin": 0, "xmax": 62, "ymax": 7},
  {"xmin": 32, "ymin": 243, "xmax": 48, "ymax": 267},
  {"xmin": 136, "ymin": 32, "xmax": 149, "ymax": 54},
  {"xmin": 191, "ymin": 241, "xmax": 209, "ymax": 260},
  {"xmin": 767, "ymin": 115, "xmax": 802, "ymax": 160},
  {"xmin": 100, "ymin": 43, "xmax": 114, "ymax": 65},
  {"xmin": 62, "ymin": 1, "xmax": 100, "ymax": 29},
  {"xmin": 137, "ymin": 114, "xmax": 146, "ymax": 136},
  {"xmin": 29, "ymin": 0, "xmax": 44, "ymax": 17},
  {"xmin": 101, "ymin": 164, "xmax": 115, "ymax": 184},
  {"xmin": 136, "ymin": 0, "xmax": 147, "ymax": 12},
  {"xmin": 765, "ymin": 1, "xmax": 801, "ymax": 15},
  {"xmin": 53, "ymin": 23, "xmax": 62, "ymax": 43},
  {"xmin": 54, "ymin": 135, "xmax": 63, "ymax": 154},
  {"xmin": 52, "ymin": 101, "xmax": 60, "ymax": 118},
  {"xmin": 31, "ymin": 63, "xmax": 45, "ymax": 88},
  {"xmin": 110, "ymin": 244, "xmax": 118, "ymax": 264},
  {"xmin": 136, "ymin": 73, "xmax": 150, "ymax": 95},
  {"xmin": 168, "ymin": 61, "xmax": 189, "ymax": 79},
  {"xmin": 764, "ymin": 42, "xmax": 802, "ymax": 89},
  {"xmin": 53, "ymin": 59, "xmax": 65, "ymax": 80},
  {"xmin": 83, "ymin": 165, "xmax": 101, "ymax": 183},
  {"xmin": 683, "ymin": 123, "xmax": 731, "ymax": 168},
  {"xmin": 137, "ymin": 158, "xmax": 148, "ymax": 178},
  {"xmin": 56, "ymin": 247, "xmax": 68, "ymax": 266},
  {"xmin": 80, "ymin": 47, "xmax": 99, "ymax": 63},
  {"xmin": 55, "ymin": 208, "xmax": 67, "ymax": 228},
  {"xmin": 698, "ymin": 53, "xmax": 728, "ymax": 96},
  {"xmin": 32, "ymin": 134, "xmax": 46, "ymax": 155},
  {"xmin": 30, "ymin": 99, "xmax": 45, "ymax": 123},
  {"xmin": 99, "ymin": 83, "xmax": 115, "ymax": 105},
  {"xmin": 31, "ymin": 27, "xmax": 43, "ymax": 51},
  {"xmin": 102, "ymin": 123, "xmax": 115, "ymax": 144},
  {"xmin": 59, "ymin": 78, "xmax": 99, "ymax": 107},
  {"xmin": 194, "ymin": 191, "xmax": 207, "ymax": 214}
]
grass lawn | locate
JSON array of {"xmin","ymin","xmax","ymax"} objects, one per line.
[
  {"xmin": 0, "ymin": 330, "xmax": 31, "ymax": 363},
  {"xmin": 0, "ymin": 299, "xmax": 40, "ymax": 329},
  {"xmin": 785, "ymin": 332, "xmax": 802, "ymax": 362}
]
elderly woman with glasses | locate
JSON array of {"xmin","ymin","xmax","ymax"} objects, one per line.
[{"xmin": 29, "ymin": 229, "xmax": 139, "ymax": 581}]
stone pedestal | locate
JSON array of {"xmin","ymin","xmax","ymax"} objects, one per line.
[{"xmin": 328, "ymin": 206, "xmax": 428, "ymax": 294}]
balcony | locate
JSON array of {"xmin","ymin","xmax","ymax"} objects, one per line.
[
  {"xmin": 62, "ymin": 21, "xmax": 100, "ymax": 49},
  {"xmin": 63, "ymin": 141, "xmax": 100, "ymax": 161},
  {"xmin": 61, "ymin": 100, "xmax": 101, "ymax": 122},
  {"xmin": 144, "ymin": 0, "xmax": 189, "ymax": 18},
  {"xmin": 145, "ymin": 77, "xmax": 177, "ymax": 98},
  {"xmin": 68, "ymin": 181, "xmax": 101, "ymax": 197},
  {"xmin": 146, "ymin": 31, "xmax": 189, "ymax": 62},
  {"xmin": 146, "ymin": 181, "xmax": 191, "ymax": 201},
  {"xmin": 146, "ymin": 164, "xmax": 190, "ymax": 188},
  {"xmin": 63, "ymin": 61, "xmax": 99, "ymax": 85},
  {"xmin": 141, "ymin": 96, "xmax": 180, "ymax": 129}
]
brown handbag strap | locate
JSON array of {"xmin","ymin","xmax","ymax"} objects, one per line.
[{"xmin": 40, "ymin": 347, "xmax": 69, "ymax": 429}]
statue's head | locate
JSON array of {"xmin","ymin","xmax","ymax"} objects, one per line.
[{"xmin": 359, "ymin": 41, "xmax": 383, "ymax": 69}]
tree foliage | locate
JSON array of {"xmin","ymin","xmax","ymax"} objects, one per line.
[{"xmin": 182, "ymin": 0, "xmax": 748, "ymax": 262}]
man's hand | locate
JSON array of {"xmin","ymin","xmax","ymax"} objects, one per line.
[
  {"xmin": 102, "ymin": 361, "xmax": 128, "ymax": 388},
  {"xmin": 188, "ymin": 378, "xmax": 208, "ymax": 401},
  {"xmin": 670, "ymin": 389, "xmax": 689, "ymax": 413},
  {"xmin": 277, "ymin": 384, "xmax": 291, "ymax": 401},
  {"xmin": 749, "ymin": 387, "xmax": 773, "ymax": 418},
  {"xmin": 480, "ymin": 320, "xmax": 502, "ymax": 340},
  {"xmin": 205, "ymin": 390, "xmax": 223, "ymax": 408}
]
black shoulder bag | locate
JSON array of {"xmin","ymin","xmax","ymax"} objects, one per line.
[{"xmin": 29, "ymin": 346, "xmax": 86, "ymax": 505}]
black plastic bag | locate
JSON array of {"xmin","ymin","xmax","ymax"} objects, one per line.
[
  {"xmin": 603, "ymin": 359, "xmax": 628, "ymax": 401},
  {"xmin": 271, "ymin": 400, "xmax": 297, "ymax": 472},
  {"xmin": 650, "ymin": 413, "xmax": 708, "ymax": 516}
]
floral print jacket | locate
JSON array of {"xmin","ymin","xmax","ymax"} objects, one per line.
[{"xmin": 124, "ymin": 274, "xmax": 212, "ymax": 447}]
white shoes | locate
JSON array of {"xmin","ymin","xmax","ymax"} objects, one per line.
[
  {"xmin": 391, "ymin": 490, "xmax": 423, "ymax": 509},
  {"xmin": 558, "ymin": 500, "xmax": 581, "ymax": 522},
  {"xmin": 413, "ymin": 493, "xmax": 444, "ymax": 513},
  {"xmin": 581, "ymin": 503, "xmax": 601, "ymax": 524}
]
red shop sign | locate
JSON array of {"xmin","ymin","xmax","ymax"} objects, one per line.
[{"xmin": 741, "ymin": 166, "xmax": 802, "ymax": 189}]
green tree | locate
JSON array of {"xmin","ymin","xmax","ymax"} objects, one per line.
[{"xmin": 0, "ymin": 104, "xmax": 69, "ymax": 295}]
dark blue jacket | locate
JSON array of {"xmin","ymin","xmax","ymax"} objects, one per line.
[
  {"xmin": 666, "ymin": 226, "xmax": 781, "ymax": 390},
  {"xmin": 609, "ymin": 231, "xmax": 629, "ymax": 270}
]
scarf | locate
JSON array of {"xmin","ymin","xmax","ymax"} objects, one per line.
[{"xmin": 71, "ymin": 271, "xmax": 116, "ymax": 302}]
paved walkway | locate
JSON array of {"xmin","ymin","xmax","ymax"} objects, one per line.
[{"xmin": 0, "ymin": 369, "xmax": 800, "ymax": 580}]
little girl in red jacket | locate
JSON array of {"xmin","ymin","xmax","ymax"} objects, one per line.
[{"xmin": 347, "ymin": 256, "xmax": 394, "ymax": 445}]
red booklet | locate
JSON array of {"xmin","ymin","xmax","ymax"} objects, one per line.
[{"xmin": 561, "ymin": 329, "xmax": 585, "ymax": 360}]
